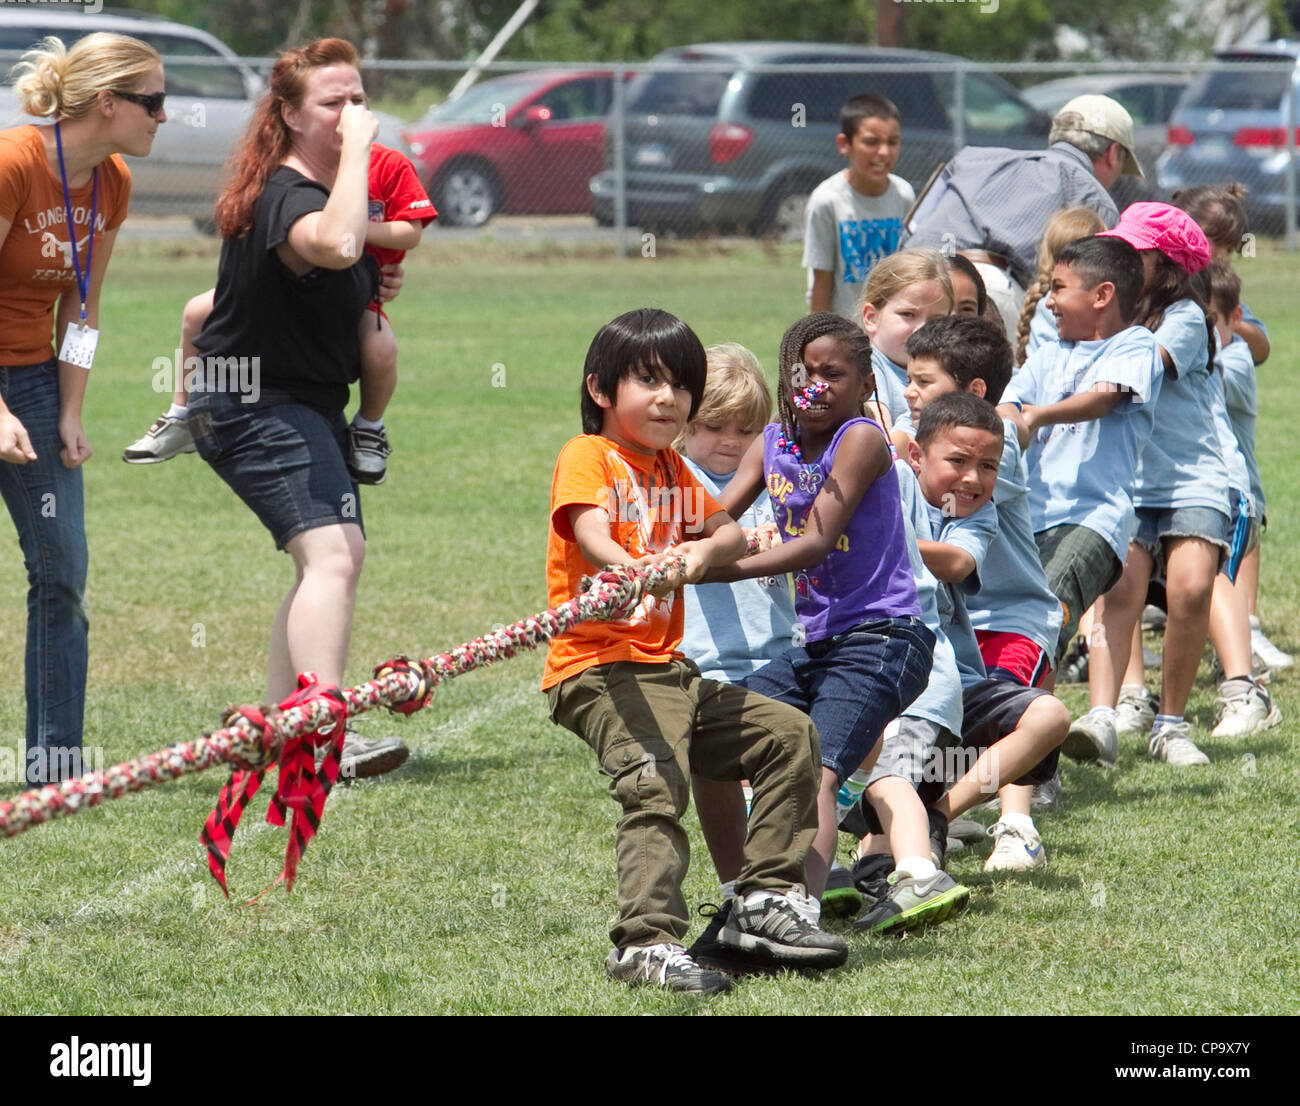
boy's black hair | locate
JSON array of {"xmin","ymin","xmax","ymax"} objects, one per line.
[
  {"xmin": 776, "ymin": 313, "xmax": 874, "ymax": 449},
  {"xmin": 840, "ymin": 93, "xmax": 900, "ymax": 141},
  {"xmin": 1173, "ymin": 182, "xmax": 1249, "ymax": 252},
  {"xmin": 1206, "ymin": 257, "xmax": 1241, "ymax": 317},
  {"xmin": 905, "ymin": 315, "xmax": 1014, "ymax": 403},
  {"xmin": 580, "ymin": 308, "xmax": 707, "ymax": 435},
  {"xmin": 1057, "ymin": 236, "xmax": 1144, "ymax": 324},
  {"xmin": 947, "ymin": 253, "xmax": 988, "ymax": 316},
  {"xmin": 916, "ymin": 390, "xmax": 1004, "ymax": 448}
]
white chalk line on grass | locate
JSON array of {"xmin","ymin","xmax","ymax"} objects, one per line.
[{"xmin": 2, "ymin": 776, "xmax": 375, "ymax": 961}]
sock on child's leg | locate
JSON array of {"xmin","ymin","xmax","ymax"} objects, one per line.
[
  {"xmin": 353, "ymin": 413, "xmax": 383, "ymax": 431},
  {"xmin": 165, "ymin": 403, "xmax": 187, "ymax": 420},
  {"xmin": 999, "ymin": 812, "xmax": 1036, "ymax": 833},
  {"xmin": 896, "ymin": 855, "xmax": 937, "ymax": 880},
  {"xmin": 1154, "ymin": 713, "xmax": 1184, "ymax": 730},
  {"xmin": 719, "ymin": 879, "xmax": 735, "ymax": 903}
]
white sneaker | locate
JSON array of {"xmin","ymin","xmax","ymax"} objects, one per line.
[
  {"xmin": 122, "ymin": 414, "xmax": 195, "ymax": 463},
  {"xmin": 1115, "ymin": 688, "xmax": 1156, "ymax": 738},
  {"xmin": 1148, "ymin": 720, "xmax": 1209, "ymax": 766},
  {"xmin": 984, "ymin": 820, "xmax": 1047, "ymax": 872},
  {"xmin": 1063, "ymin": 709, "xmax": 1118, "ymax": 766},
  {"xmin": 1211, "ymin": 681, "xmax": 1282, "ymax": 738},
  {"xmin": 1250, "ymin": 617, "xmax": 1293, "ymax": 670}
]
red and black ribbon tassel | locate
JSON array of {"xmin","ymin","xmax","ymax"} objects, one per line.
[
  {"xmin": 200, "ymin": 705, "xmax": 273, "ymax": 897},
  {"xmin": 264, "ymin": 672, "xmax": 348, "ymax": 894}
]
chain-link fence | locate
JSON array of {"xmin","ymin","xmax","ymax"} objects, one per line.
[{"xmin": 3, "ymin": 46, "xmax": 1297, "ymax": 251}]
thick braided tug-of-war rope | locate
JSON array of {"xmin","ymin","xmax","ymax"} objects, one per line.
[{"xmin": 0, "ymin": 554, "xmax": 703, "ymax": 892}]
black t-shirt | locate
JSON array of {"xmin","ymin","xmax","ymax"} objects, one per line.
[{"xmin": 195, "ymin": 166, "xmax": 379, "ymax": 413}]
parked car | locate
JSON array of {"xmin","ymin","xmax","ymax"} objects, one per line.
[
  {"xmin": 1157, "ymin": 42, "xmax": 1300, "ymax": 233},
  {"xmin": 588, "ymin": 42, "xmax": 1051, "ymax": 237},
  {"xmin": 0, "ymin": 8, "xmax": 409, "ymax": 230},
  {"xmin": 1022, "ymin": 73, "xmax": 1189, "ymax": 206},
  {"xmin": 404, "ymin": 69, "xmax": 617, "ymax": 226}
]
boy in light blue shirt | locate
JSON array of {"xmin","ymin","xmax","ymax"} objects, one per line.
[
  {"xmin": 902, "ymin": 315, "xmax": 1065, "ymax": 690},
  {"xmin": 906, "ymin": 393, "xmax": 1071, "ymax": 873},
  {"xmin": 995, "ymin": 235, "xmax": 1160, "ymax": 733}
]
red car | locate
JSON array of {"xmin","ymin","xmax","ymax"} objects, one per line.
[{"xmin": 404, "ymin": 69, "xmax": 615, "ymax": 226}]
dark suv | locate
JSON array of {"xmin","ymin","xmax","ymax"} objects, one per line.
[{"xmin": 589, "ymin": 42, "xmax": 1050, "ymax": 236}]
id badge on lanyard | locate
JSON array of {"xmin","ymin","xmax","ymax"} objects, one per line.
[{"xmin": 54, "ymin": 121, "xmax": 99, "ymax": 370}]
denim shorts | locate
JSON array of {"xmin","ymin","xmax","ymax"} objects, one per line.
[
  {"xmin": 741, "ymin": 615, "xmax": 935, "ymax": 783},
  {"xmin": 189, "ymin": 387, "xmax": 363, "ymax": 550},
  {"xmin": 1132, "ymin": 505, "xmax": 1229, "ymax": 571}
]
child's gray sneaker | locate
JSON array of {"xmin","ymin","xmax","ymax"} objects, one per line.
[
  {"xmin": 1063, "ymin": 708, "xmax": 1118, "ymax": 766},
  {"xmin": 605, "ymin": 943, "xmax": 732, "ymax": 994},
  {"xmin": 123, "ymin": 414, "xmax": 195, "ymax": 463},
  {"xmin": 719, "ymin": 884, "xmax": 848, "ymax": 968},
  {"xmin": 339, "ymin": 728, "xmax": 409, "ymax": 779},
  {"xmin": 854, "ymin": 869, "xmax": 970, "ymax": 934}
]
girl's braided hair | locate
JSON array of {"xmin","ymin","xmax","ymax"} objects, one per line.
[{"xmin": 776, "ymin": 313, "xmax": 875, "ymax": 452}]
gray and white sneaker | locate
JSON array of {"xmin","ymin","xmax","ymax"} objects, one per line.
[
  {"xmin": 1063, "ymin": 709, "xmax": 1119, "ymax": 766},
  {"xmin": 1211, "ymin": 681, "xmax": 1282, "ymax": 739},
  {"xmin": 605, "ymin": 942, "xmax": 732, "ymax": 994},
  {"xmin": 1141, "ymin": 604, "xmax": 1167, "ymax": 629},
  {"xmin": 1031, "ymin": 771, "xmax": 1061, "ymax": 809},
  {"xmin": 1115, "ymin": 688, "xmax": 1156, "ymax": 738},
  {"xmin": 123, "ymin": 414, "xmax": 195, "ymax": 463},
  {"xmin": 1148, "ymin": 720, "xmax": 1209, "ymax": 766},
  {"xmin": 347, "ymin": 423, "xmax": 391, "ymax": 485},
  {"xmin": 719, "ymin": 884, "xmax": 847, "ymax": 968},
  {"xmin": 339, "ymin": 727, "xmax": 409, "ymax": 779},
  {"xmin": 1250, "ymin": 616, "xmax": 1293, "ymax": 670}
]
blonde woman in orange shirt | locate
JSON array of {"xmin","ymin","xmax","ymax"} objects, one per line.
[{"xmin": 0, "ymin": 33, "xmax": 164, "ymax": 784}]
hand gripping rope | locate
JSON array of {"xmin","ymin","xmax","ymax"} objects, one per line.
[{"xmin": 0, "ymin": 554, "xmax": 728, "ymax": 895}]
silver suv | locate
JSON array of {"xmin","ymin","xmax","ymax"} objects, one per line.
[
  {"xmin": 1, "ymin": 8, "xmax": 408, "ymax": 229},
  {"xmin": 590, "ymin": 42, "xmax": 1050, "ymax": 237}
]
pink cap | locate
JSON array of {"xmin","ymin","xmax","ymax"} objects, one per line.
[{"xmin": 1098, "ymin": 201, "xmax": 1211, "ymax": 274}]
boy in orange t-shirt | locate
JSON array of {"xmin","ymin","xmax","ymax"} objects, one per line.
[{"xmin": 543, "ymin": 308, "xmax": 844, "ymax": 994}]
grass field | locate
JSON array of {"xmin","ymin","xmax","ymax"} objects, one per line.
[{"xmin": 1, "ymin": 232, "xmax": 1298, "ymax": 1015}]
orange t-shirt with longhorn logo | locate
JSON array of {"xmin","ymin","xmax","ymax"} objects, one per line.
[
  {"xmin": 0, "ymin": 125, "xmax": 131, "ymax": 365},
  {"xmin": 541, "ymin": 434, "xmax": 723, "ymax": 690}
]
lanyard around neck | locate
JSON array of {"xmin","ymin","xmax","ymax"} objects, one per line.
[{"xmin": 53, "ymin": 122, "xmax": 98, "ymax": 324}]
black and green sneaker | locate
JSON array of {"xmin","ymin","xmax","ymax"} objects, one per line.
[
  {"xmin": 821, "ymin": 866, "xmax": 863, "ymax": 919},
  {"xmin": 853, "ymin": 869, "xmax": 970, "ymax": 936},
  {"xmin": 849, "ymin": 852, "xmax": 895, "ymax": 912}
]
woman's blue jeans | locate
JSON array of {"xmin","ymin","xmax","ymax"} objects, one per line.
[{"xmin": 0, "ymin": 360, "xmax": 88, "ymax": 785}]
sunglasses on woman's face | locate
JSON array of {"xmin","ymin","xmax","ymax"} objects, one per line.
[{"xmin": 114, "ymin": 89, "xmax": 166, "ymax": 119}]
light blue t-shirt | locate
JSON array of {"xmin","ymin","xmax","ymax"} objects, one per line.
[
  {"xmin": 895, "ymin": 461, "xmax": 963, "ymax": 733},
  {"xmin": 1219, "ymin": 334, "xmax": 1264, "ymax": 515},
  {"xmin": 929, "ymin": 501, "xmax": 998, "ymax": 684},
  {"xmin": 679, "ymin": 459, "xmax": 797, "ymax": 682},
  {"xmin": 1024, "ymin": 294, "xmax": 1058, "ymax": 362},
  {"xmin": 871, "ymin": 347, "xmax": 910, "ymax": 424},
  {"xmin": 1132, "ymin": 299, "xmax": 1230, "ymax": 516},
  {"xmin": 1002, "ymin": 324, "xmax": 1164, "ymax": 561},
  {"xmin": 965, "ymin": 419, "xmax": 1065, "ymax": 659},
  {"xmin": 1208, "ymin": 367, "xmax": 1250, "ymax": 504}
]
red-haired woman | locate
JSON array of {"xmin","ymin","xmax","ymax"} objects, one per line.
[
  {"xmin": 187, "ymin": 39, "xmax": 406, "ymax": 777},
  {"xmin": 0, "ymin": 33, "xmax": 164, "ymax": 784}
]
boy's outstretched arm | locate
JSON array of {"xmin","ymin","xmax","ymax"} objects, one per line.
[
  {"xmin": 1234, "ymin": 319, "xmax": 1269, "ymax": 365},
  {"xmin": 706, "ymin": 422, "xmax": 890, "ymax": 582},
  {"xmin": 365, "ymin": 219, "xmax": 423, "ymax": 251},
  {"xmin": 1000, "ymin": 381, "xmax": 1126, "ymax": 434},
  {"xmin": 917, "ymin": 538, "xmax": 976, "ymax": 583}
]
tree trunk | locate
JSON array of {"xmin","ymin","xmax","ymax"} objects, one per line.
[{"xmin": 877, "ymin": 0, "xmax": 904, "ymax": 47}]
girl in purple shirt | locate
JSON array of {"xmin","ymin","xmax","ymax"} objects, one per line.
[{"xmin": 713, "ymin": 313, "xmax": 934, "ymax": 900}]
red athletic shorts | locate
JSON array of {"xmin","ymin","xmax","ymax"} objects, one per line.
[{"xmin": 975, "ymin": 630, "xmax": 1051, "ymax": 688}]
